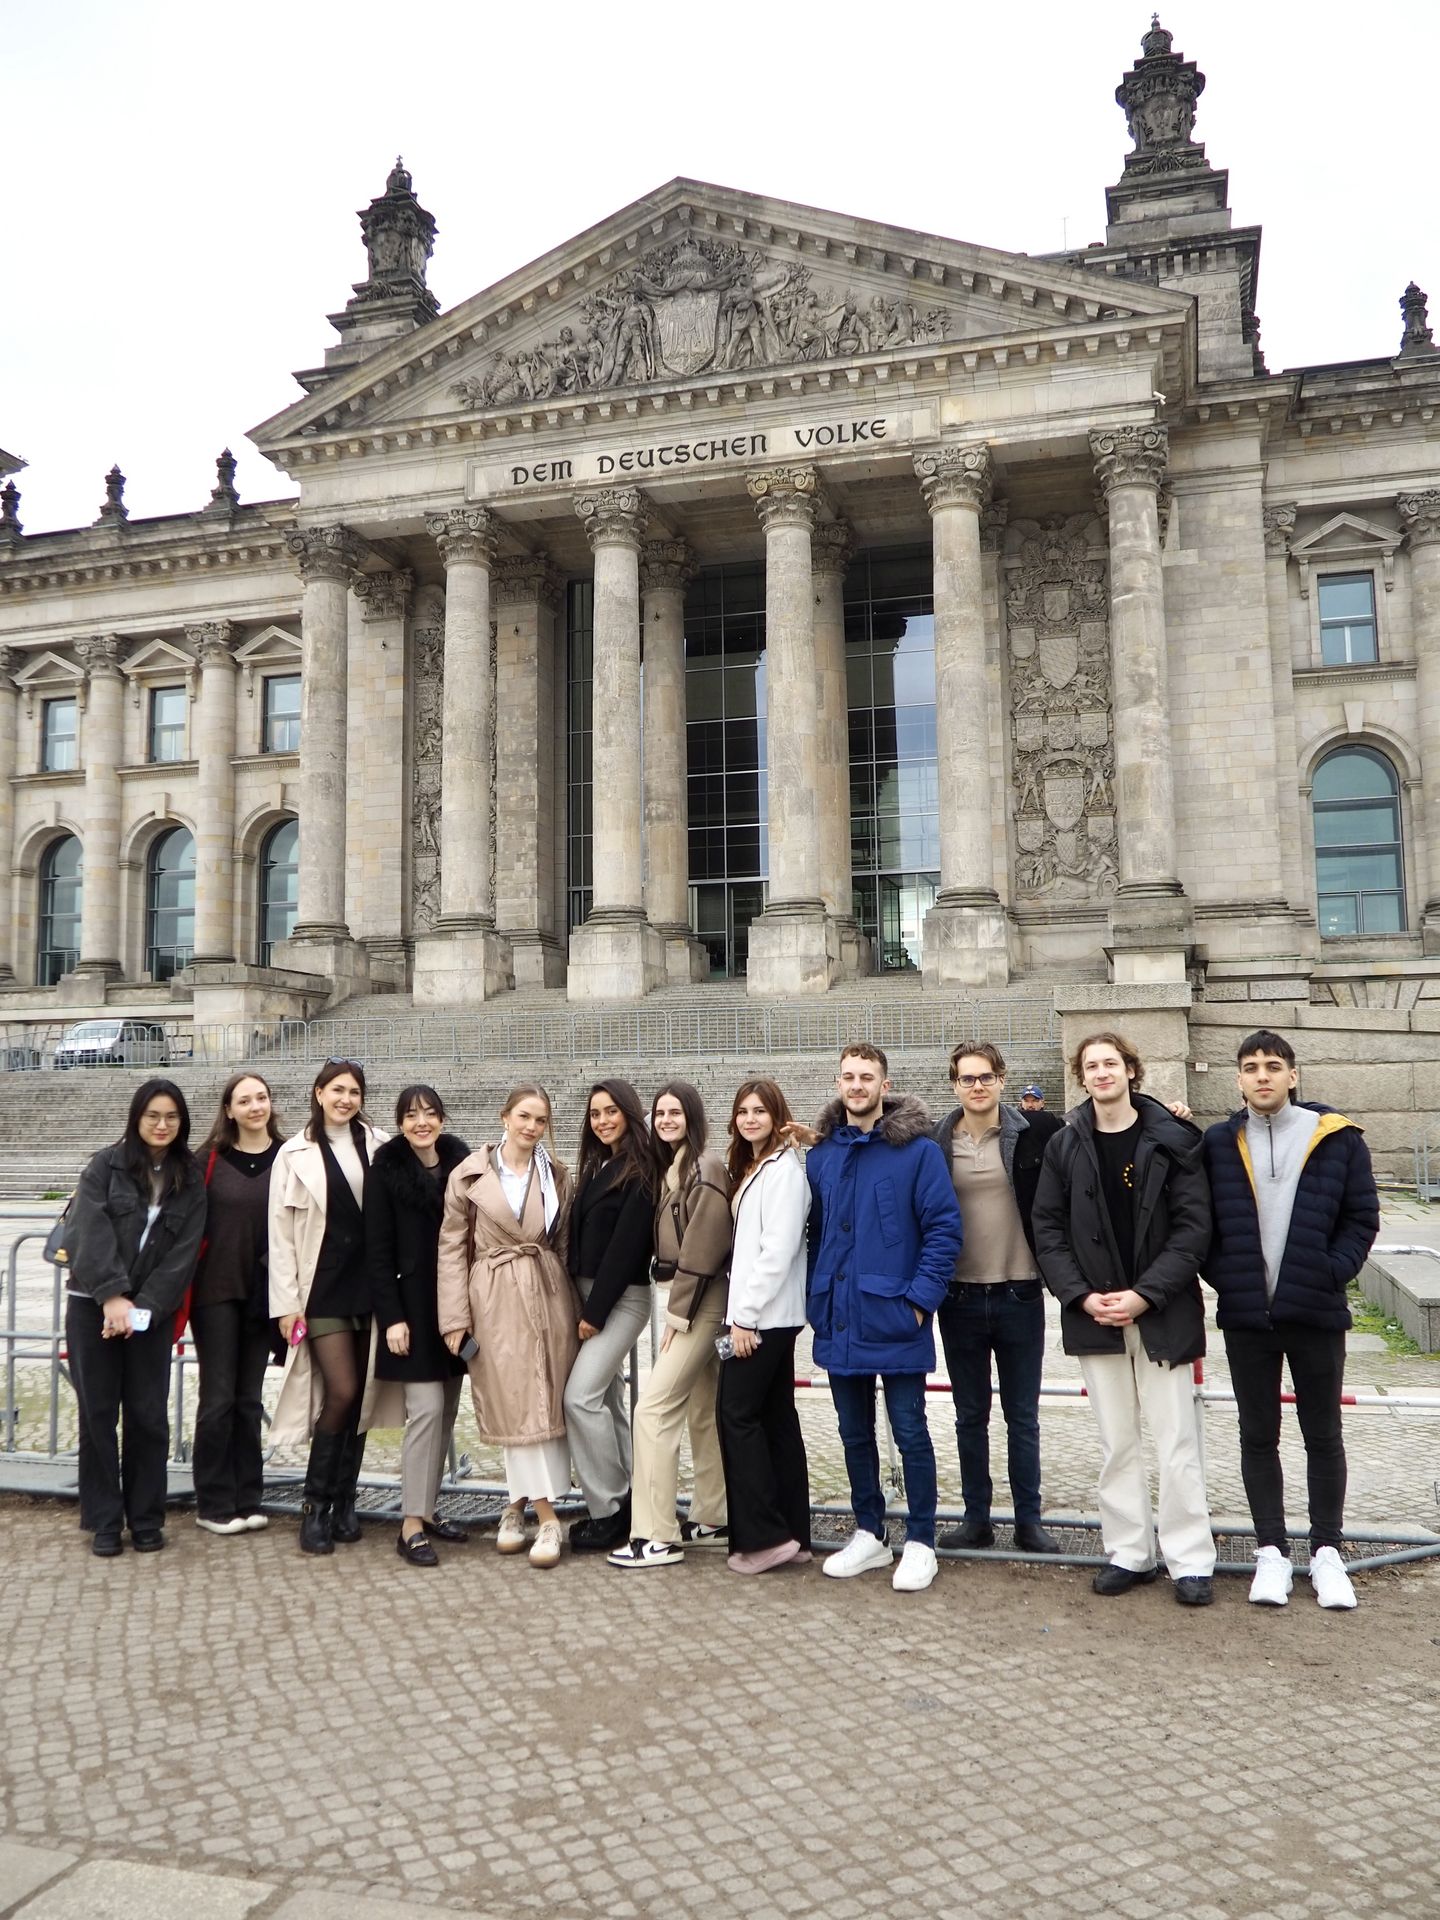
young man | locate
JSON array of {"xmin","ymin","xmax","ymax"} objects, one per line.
[
  {"xmin": 1032, "ymin": 1031, "xmax": 1216, "ymax": 1606},
  {"xmin": 807, "ymin": 1044, "xmax": 962, "ymax": 1593},
  {"xmin": 931, "ymin": 1043, "xmax": 1063, "ymax": 1554},
  {"xmin": 1202, "ymin": 1029, "xmax": 1379, "ymax": 1610},
  {"xmin": 1019, "ymin": 1086, "xmax": 1046, "ymax": 1114}
]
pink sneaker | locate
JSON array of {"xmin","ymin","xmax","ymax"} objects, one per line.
[{"xmin": 727, "ymin": 1539, "xmax": 803, "ymax": 1575}]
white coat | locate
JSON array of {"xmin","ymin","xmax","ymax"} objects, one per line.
[{"xmin": 726, "ymin": 1142, "xmax": 810, "ymax": 1331}]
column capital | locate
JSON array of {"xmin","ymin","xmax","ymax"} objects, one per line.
[
  {"xmin": 0, "ymin": 644, "xmax": 18, "ymax": 684},
  {"xmin": 1398, "ymin": 489, "xmax": 1440, "ymax": 547},
  {"xmin": 811, "ymin": 520, "xmax": 854, "ymax": 577},
  {"xmin": 493, "ymin": 552, "xmax": 564, "ymax": 609},
  {"xmin": 1090, "ymin": 424, "xmax": 1168, "ymax": 497},
  {"xmin": 979, "ymin": 499, "xmax": 1009, "ymax": 554},
  {"xmin": 747, "ymin": 465, "xmax": 818, "ymax": 531},
  {"xmin": 184, "ymin": 620, "xmax": 238, "ymax": 666},
  {"xmin": 913, "ymin": 445, "xmax": 992, "ymax": 514},
  {"xmin": 575, "ymin": 487, "xmax": 650, "ymax": 550},
  {"xmin": 76, "ymin": 634, "xmax": 123, "ymax": 680},
  {"xmin": 639, "ymin": 537, "xmax": 696, "ymax": 594},
  {"xmin": 352, "ymin": 569, "xmax": 414, "ymax": 622},
  {"xmin": 426, "ymin": 507, "xmax": 498, "ymax": 568},
  {"xmin": 287, "ymin": 525, "xmax": 366, "ymax": 584},
  {"xmin": 1262, "ymin": 502, "xmax": 1298, "ymax": 558}
]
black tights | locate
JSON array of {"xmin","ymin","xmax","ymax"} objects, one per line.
[{"xmin": 310, "ymin": 1328, "xmax": 368, "ymax": 1436}]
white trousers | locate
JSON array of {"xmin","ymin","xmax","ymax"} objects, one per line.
[{"xmin": 1078, "ymin": 1323, "xmax": 1215, "ymax": 1579}]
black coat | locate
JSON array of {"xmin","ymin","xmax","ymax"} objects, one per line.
[
  {"xmin": 930, "ymin": 1103, "xmax": 1063, "ymax": 1257},
  {"xmin": 567, "ymin": 1157, "xmax": 655, "ymax": 1330},
  {"xmin": 364, "ymin": 1132, "xmax": 470, "ymax": 1382},
  {"xmin": 60, "ymin": 1142, "xmax": 207, "ymax": 1317},
  {"xmin": 1032, "ymin": 1094, "xmax": 1211, "ymax": 1366}
]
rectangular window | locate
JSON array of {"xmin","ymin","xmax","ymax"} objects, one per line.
[
  {"xmin": 149, "ymin": 686, "xmax": 187, "ymax": 763},
  {"xmin": 1318, "ymin": 573, "xmax": 1378, "ymax": 665},
  {"xmin": 41, "ymin": 697, "xmax": 77, "ymax": 771},
  {"xmin": 262, "ymin": 674, "xmax": 301, "ymax": 753}
]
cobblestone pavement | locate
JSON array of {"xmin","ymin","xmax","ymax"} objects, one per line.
[{"xmin": 2, "ymin": 1494, "xmax": 1438, "ymax": 1920}]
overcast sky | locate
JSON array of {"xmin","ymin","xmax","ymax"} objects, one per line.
[{"xmin": 7, "ymin": 1, "xmax": 1437, "ymax": 534}]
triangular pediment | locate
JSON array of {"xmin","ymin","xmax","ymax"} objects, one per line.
[
  {"xmin": 234, "ymin": 624, "xmax": 301, "ymax": 666},
  {"xmin": 11, "ymin": 649, "xmax": 83, "ymax": 689},
  {"xmin": 121, "ymin": 637, "xmax": 195, "ymax": 681},
  {"xmin": 252, "ymin": 178, "xmax": 1189, "ymax": 452},
  {"xmin": 1290, "ymin": 511, "xmax": 1402, "ymax": 598}
]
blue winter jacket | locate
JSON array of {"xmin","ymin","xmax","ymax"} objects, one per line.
[
  {"xmin": 806, "ymin": 1094, "xmax": 963, "ymax": 1376},
  {"xmin": 1201, "ymin": 1103, "xmax": 1380, "ymax": 1332}
]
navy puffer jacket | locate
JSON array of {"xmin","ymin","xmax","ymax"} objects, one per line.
[{"xmin": 1201, "ymin": 1104, "xmax": 1379, "ymax": 1331}]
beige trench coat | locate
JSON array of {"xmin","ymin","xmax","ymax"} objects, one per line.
[
  {"xmin": 266, "ymin": 1125, "xmax": 405, "ymax": 1448},
  {"xmin": 436, "ymin": 1145, "xmax": 578, "ymax": 1447}
]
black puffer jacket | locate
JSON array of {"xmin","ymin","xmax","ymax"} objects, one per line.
[
  {"xmin": 1031, "ymin": 1094, "xmax": 1211, "ymax": 1366},
  {"xmin": 364, "ymin": 1132, "xmax": 471, "ymax": 1382},
  {"xmin": 60, "ymin": 1143, "xmax": 207, "ymax": 1316}
]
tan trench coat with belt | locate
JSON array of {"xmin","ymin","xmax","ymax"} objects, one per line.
[
  {"xmin": 266, "ymin": 1125, "xmax": 406, "ymax": 1449},
  {"xmin": 436, "ymin": 1144, "xmax": 577, "ymax": 1447}
]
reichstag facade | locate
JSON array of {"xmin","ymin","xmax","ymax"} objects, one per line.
[{"xmin": 2, "ymin": 21, "xmax": 1438, "ymax": 1024}]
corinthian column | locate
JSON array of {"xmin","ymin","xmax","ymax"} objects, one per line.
[
  {"xmin": 188, "ymin": 622, "xmax": 238, "ymax": 963},
  {"xmin": 567, "ymin": 487, "xmax": 665, "ymax": 1000},
  {"xmin": 812, "ymin": 521, "xmax": 868, "ymax": 977},
  {"xmin": 1261, "ymin": 506, "xmax": 1312, "ymax": 928},
  {"xmin": 350, "ymin": 569, "xmax": 413, "ymax": 989},
  {"xmin": 72, "ymin": 635, "xmax": 125, "ymax": 984},
  {"xmin": 641, "ymin": 537, "xmax": 707, "ymax": 984},
  {"xmin": 0, "ymin": 649, "xmax": 16, "ymax": 981},
  {"xmin": 745, "ymin": 465, "xmax": 839, "ymax": 995},
  {"xmin": 1091, "ymin": 424, "xmax": 1191, "ymax": 978},
  {"xmin": 1398, "ymin": 489, "xmax": 1440, "ymax": 945},
  {"xmin": 413, "ymin": 510, "xmax": 510, "ymax": 1004},
  {"xmin": 494, "ymin": 554, "xmax": 567, "ymax": 986},
  {"xmin": 913, "ymin": 446, "xmax": 1010, "ymax": 987}
]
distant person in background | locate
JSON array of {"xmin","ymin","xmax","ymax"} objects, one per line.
[
  {"xmin": 1019, "ymin": 1086, "xmax": 1046, "ymax": 1114},
  {"xmin": 60, "ymin": 1079, "xmax": 207, "ymax": 1556},
  {"xmin": 190, "ymin": 1073, "xmax": 285, "ymax": 1538}
]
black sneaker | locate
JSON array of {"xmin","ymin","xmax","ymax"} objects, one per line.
[
  {"xmin": 1174, "ymin": 1575, "xmax": 1214, "ymax": 1607},
  {"xmin": 569, "ymin": 1509, "xmax": 630, "ymax": 1553},
  {"xmin": 92, "ymin": 1531, "xmax": 123, "ymax": 1558},
  {"xmin": 1092, "ymin": 1563, "xmax": 1158, "ymax": 1596}
]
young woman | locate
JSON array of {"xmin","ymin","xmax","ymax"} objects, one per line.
[
  {"xmin": 562, "ymin": 1079, "xmax": 658, "ymax": 1554},
  {"xmin": 716, "ymin": 1079, "xmax": 813, "ymax": 1576},
  {"xmin": 609, "ymin": 1081, "xmax": 732, "ymax": 1569},
  {"xmin": 190, "ymin": 1073, "xmax": 285, "ymax": 1537},
  {"xmin": 437, "ymin": 1085, "xmax": 576, "ymax": 1570},
  {"xmin": 366, "ymin": 1085, "xmax": 471, "ymax": 1568},
  {"xmin": 60, "ymin": 1079, "xmax": 207, "ymax": 1556},
  {"xmin": 269, "ymin": 1059, "xmax": 399, "ymax": 1555}
]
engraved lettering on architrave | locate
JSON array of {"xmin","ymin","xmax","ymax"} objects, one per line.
[
  {"xmin": 1005, "ymin": 515, "xmax": 1117, "ymax": 900},
  {"xmin": 409, "ymin": 592, "xmax": 445, "ymax": 932}
]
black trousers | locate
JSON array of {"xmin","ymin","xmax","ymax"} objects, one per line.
[
  {"xmin": 716, "ymin": 1326, "xmax": 810, "ymax": 1553},
  {"xmin": 190, "ymin": 1301, "xmax": 272, "ymax": 1520},
  {"xmin": 1224, "ymin": 1323, "xmax": 1348, "ymax": 1552},
  {"xmin": 66, "ymin": 1295, "xmax": 175, "ymax": 1536}
]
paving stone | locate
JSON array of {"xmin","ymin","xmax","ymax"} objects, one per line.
[{"xmin": 12, "ymin": 1861, "xmax": 271, "ymax": 1919}]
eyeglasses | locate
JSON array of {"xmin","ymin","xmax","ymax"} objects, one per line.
[{"xmin": 955, "ymin": 1073, "xmax": 998, "ymax": 1088}]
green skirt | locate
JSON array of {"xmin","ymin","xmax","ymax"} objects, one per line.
[{"xmin": 305, "ymin": 1314, "xmax": 368, "ymax": 1336}]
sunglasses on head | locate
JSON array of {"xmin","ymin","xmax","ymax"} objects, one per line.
[{"xmin": 319, "ymin": 1057, "xmax": 364, "ymax": 1077}]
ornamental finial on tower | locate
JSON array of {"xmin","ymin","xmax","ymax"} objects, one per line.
[
  {"xmin": 356, "ymin": 156, "xmax": 438, "ymax": 313},
  {"xmin": 96, "ymin": 464, "xmax": 128, "ymax": 528},
  {"xmin": 1399, "ymin": 282, "xmax": 1437, "ymax": 358},
  {"xmin": 1116, "ymin": 17, "xmax": 1205, "ymax": 156}
]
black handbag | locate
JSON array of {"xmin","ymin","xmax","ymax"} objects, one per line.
[{"xmin": 43, "ymin": 1195, "xmax": 75, "ymax": 1266}]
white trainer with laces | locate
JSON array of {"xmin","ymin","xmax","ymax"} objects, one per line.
[
  {"xmin": 1308, "ymin": 1544, "xmax": 1358, "ymax": 1610},
  {"xmin": 1248, "ymin": 1544, "xmax": 1294, "ymax": 1606},
  {"xmin": 822, "ymin": 1529, "xmax": 894, "ymax": 1579},
  {"xmin": 892, "ymin": 1541, "xmax": 939, "ymax": 1593}
]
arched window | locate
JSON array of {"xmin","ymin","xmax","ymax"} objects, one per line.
[
  {"xmin": 259, "ymin": 818, "xmax": 298, "ymax": 965},
  {"xmin": 1313, "ymin": 746, "xmax": 1406, "ymax": 937},
  {"xmin": 146, "ymin": 826, "xmax": 195, "ymax": 981},
  {"xmin": 37, "ymin": 835, "xmax": 82, "ymax": 985}
]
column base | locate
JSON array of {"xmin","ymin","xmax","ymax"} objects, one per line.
[
  {"xmin": 56, "ymin": 963, "xmax": 124, "ymax": 1006},
  {"xmin": 1053, "ymin": 980, "xmax": 1193, "ymax": 1111},
  {"xmin": 363, "ymin": 937, "xmax": 410, "ymax": 993},
  {"xmin": 1107, "ymin": 891, "xmax": 1195, "ymax": 986},
  {"xmin": 652, "ymin": 922, "xmax": 711, "ymax": 986},
  {"xmin": 185, "ymin": 962, "xmax": 335, "ymax": 1054},
  {"xmin": 921, "ymin": 897, "xmax": 1010, "ymax": 990},
  {"xmin": 745, "ymin": 904, "xmax": 840, "ymax": 997},
  {"xmin": 271, "ymin": 930, "xmax": 371, "ymax": 1008},
  {"xmin": 501, "ymin": 930, "xmax": 568, "ymax": 990},
  {"xmin": 567, "ymin": 913, "xmax": 667, "ymax": 1002},
  {"xmin": 412, "ymin": 925, "xmax": 513, "ymax": 1006},
  {"xmin": 832, "ymin": 915, "xmax": 873, "ymax": 981}
]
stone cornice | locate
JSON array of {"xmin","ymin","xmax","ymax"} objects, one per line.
[
  {"xmin": 575, "ymin": 487, "xmax": 650, "ymax": 549},
  {"xmin": 0, "ymin": 517, "xmax": 295, "ymax": 598},
  {"xmin": 913, "ymin": 445, "xmax": 992, "ymax": 514},
  {"xmin": 1293, "ymin": 662, "xmax": 1416, "ymax": 688}
]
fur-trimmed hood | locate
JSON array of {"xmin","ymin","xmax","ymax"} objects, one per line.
[
  {"xmin": 369, "ymin": 1131, "xmax": 471, "ymax": 1220},
  {"xmin": 814, "ymin": 1092, "xmax": 933, "ymax": 1146}
]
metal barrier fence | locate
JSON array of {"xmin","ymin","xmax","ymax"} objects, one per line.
[{"xmin": 1415, "ymin": 1135, "xmax": 1440, "ymax": 1204}]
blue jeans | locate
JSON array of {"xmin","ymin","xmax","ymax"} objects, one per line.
[
  {"xmin": 828, "ymin": 1372, "xmax": 936, "ymax": 1548},
  {"xmin": 936, "ymin": 1281, "xmax": 1046, "ymax": 1525}
]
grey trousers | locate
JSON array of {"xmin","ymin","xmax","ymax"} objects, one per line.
[
  {"xmin": 563, "ymin": 1280, "xmax": 653, "ymax": 1519},
  {"xmin": 399, "ymin": 1375, "xmax": 464, "ymax": 1519}
]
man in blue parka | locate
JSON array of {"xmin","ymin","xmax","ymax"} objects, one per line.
[{"xmin": 808, "ymin": 1043, "xmax": 963, "ymax": 1593}]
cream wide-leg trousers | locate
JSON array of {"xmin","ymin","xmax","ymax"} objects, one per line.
[{"xmin": 631, "ymin": 1289, "xmax": 728, "ymax": 1544}]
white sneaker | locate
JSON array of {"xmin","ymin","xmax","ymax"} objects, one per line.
[
  {"xmin": 195, "ymin": 1516, "xmax": 246, "ymax": 1536},
  {"xmin": 892, "ymin": 1541, "xmax": 939, "ymax": 1593},
  {"xmin": 1309, "ymin": 1545, "xmax": 1358, "ymax": 1610},
  {"xmin": 496, "ymin": 1502, "xmax": 529, "ymax": 1554},
  {"xmin": 240, "ymin": 1513, "xmax": 269, "ymax": 1532},
  {"xmin": 1248, "ymin": 1545, "xmax": 1293, "ymax": 1606},
  {"xmin": 529, "ymin": 1520, "xmax": 562, "ymax": 1569},
  {"xmin": 607, "ymin": 1537, "xmax": 683, "ymax": 1568},
  {"xmin": 822, "ymin": 1529, "xmax": 894, "ymax": 1579}
]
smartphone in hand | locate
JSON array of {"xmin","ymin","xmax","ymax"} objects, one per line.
[
  {"xmin": 458, "ymin": 1333, "xmax": 479, "ymax": 1363},
  {"xmin": 289, "ymin": 1317, "xmax": 308, "ymax": 1347},
  {"xmin": 129, "ymin": 1306, "xmax": 153, "ymax": 1333}
]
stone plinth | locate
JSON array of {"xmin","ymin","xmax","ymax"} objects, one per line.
[
  {"xmin": 412, "ymin": 924, "xmax": 513, "ymax": 1006},
  {"xmin": 922, "ymin": 896, "xmax": 1011, "ymax": 989},
  {"xmin": 566, "ymin": 912, "xmax": 666, "ymax": 1002},
  {"xmin": 662, "ymin": 929, "xmax": 710, "ymax": 985},
  {"xmin": 185, "ymin": 962, "xmax": 333, "ymax": 1053},
  {"xmin": 746, "ymin": 906, "xmax": 841, "ymax": 998},
  {"xmin": 271, "ymin": 931, "xmax": 371, "ymax": 1009},
  {"xmin": 1107, "ymin": 892, "xmax": 1195, "ymax": 985},
  {"xmin": 1053, "ymin": 980, "xmax": 1193, "ymax": 1110},
  {"xmin": 504, "ymin": 929, "xmax": 567, "ymax": 990}
]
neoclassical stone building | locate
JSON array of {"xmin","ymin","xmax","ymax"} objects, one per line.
[{"xmin": 3, "ymin": 20, "xmax": 1439, "ymax": 1019}]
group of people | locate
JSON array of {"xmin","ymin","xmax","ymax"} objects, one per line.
[{"xmin": 56, "ymin": 1022, "xmax": 1379, "ymax": 1610}]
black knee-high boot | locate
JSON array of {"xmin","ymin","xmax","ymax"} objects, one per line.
[
  {"xmin": 330, "ymin": 1429, "xmax": 366, "ymax": 1544},
  {"xmin": 299, "ymin": 1429, "xmax": 344, "ymax": 1556}
]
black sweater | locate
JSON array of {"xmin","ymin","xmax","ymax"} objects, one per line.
[{"xmin": 568, "ymin": 1157, "xmax": 655, "ymax": 1329}]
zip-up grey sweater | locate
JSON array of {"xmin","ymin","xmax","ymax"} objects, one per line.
[{"xmin": 1243, "ymin": 1101, "xmax": 1322, "ymax": 1300}]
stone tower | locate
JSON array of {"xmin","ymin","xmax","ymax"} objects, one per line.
[{"xmin": 296, "ymin": 158, "xmax": 440, "ymax": 391}]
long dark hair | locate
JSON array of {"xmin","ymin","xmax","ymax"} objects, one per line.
[
  {"xmin": 120, "ymin": 1078, "xmax": 193, "ymax": 1200},
  {"xmin": 650, "ymin": 1080, "xmax": 707, "ymax": 1182},
  {"xmin": 199, "ymin": 1071, "xmax": 284, "ymax": 1156},
  {"xmin": 726, "ymin": 1078, "xmax": 797, "ymax": 1186},
  {"xmin": 395, "ymin": 1083, "xmax": 446, "ymax": 1128},
  {"xmin": 306, "ymin": 1058, "xmax": 369, "ymax": 1142},
  {"xmin": 577, "ymin": 1078, "xmax": 657, "ymax": 1197}
]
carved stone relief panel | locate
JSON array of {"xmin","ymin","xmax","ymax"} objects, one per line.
[
  {"xmin": 1004, "ymin": 514, "xmax": 1117, "ymax": 902},
  {"xmin": 409, "ymin": 589, "xmax": 445, "ymax": 934}
]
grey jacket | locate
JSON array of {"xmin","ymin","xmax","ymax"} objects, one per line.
[{"xmin": 60, "ymin": 1143, "xmax": 207, "ymax": 1315}]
